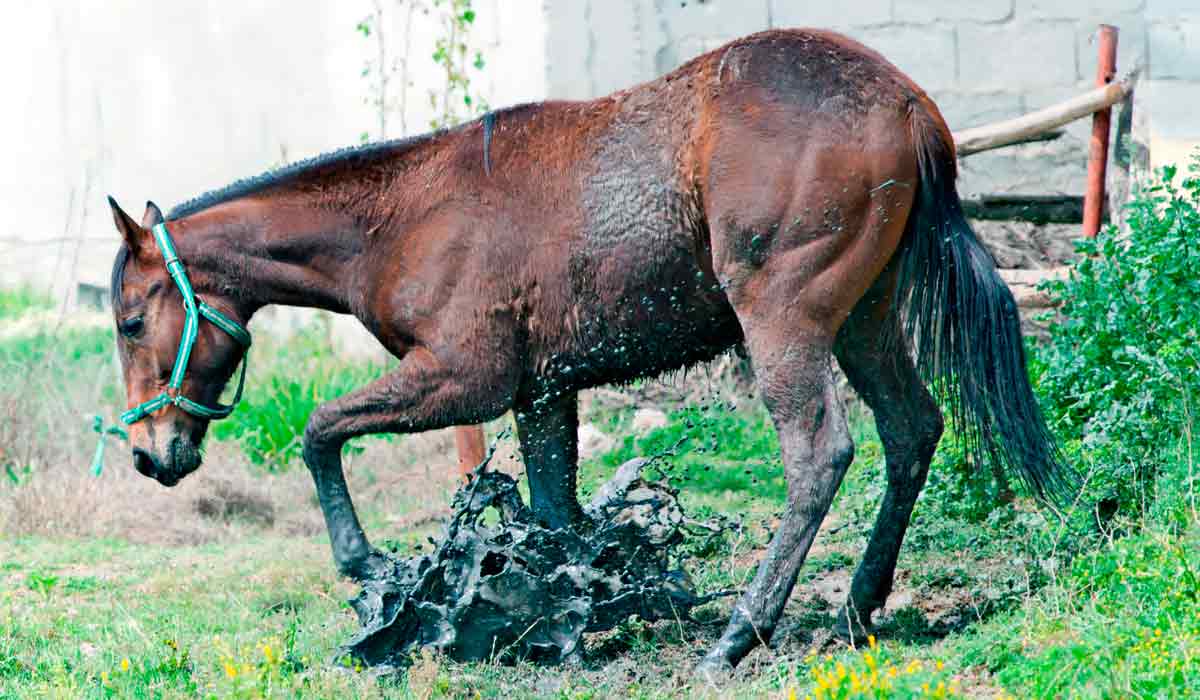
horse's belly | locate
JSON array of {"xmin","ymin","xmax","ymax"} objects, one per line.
[{"xmin": 538, "ymin": 235, "xmax": 743, "ymax": 391}]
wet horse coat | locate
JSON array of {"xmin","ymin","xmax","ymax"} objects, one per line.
[{"xmin": 108, "ymin": 29, "xmax": 1068, "ymax": 673}]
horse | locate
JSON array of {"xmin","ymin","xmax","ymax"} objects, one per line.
[{"xmin": 107, "ymin": 28, "xmax": 1070, "ymax": 675}]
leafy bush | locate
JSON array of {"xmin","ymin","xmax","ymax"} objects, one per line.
[
  {"xmin": 212, "ymin": 324, "xmax": 388, "ymax": 470},
  {"xmin": 1036, "ymin": 158, "xmax": 1200, "ymax": 512}
]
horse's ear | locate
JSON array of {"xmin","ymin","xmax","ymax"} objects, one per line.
[
  {"xmin": 108, "ymin": 196, "xmax": 148, "ymax": 256},
  {"xmin": 141, "ymin": 201, "xmax": 164, "ymax": 228}
]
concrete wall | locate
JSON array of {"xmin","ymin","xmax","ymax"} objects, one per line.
[
  {"xmin": 544, "ymin": 0, "xmax": 1199, "ymax": 200},
  {"xmin": 4, "ymin": 1, "xmax": 1197, "ymax": 305},
  {"xmin": 1140, "ymin": 1, "xmax": 1200, "ymax": 176},
  {"xmin": 0, "ymin": 0, "xmax": 546, "ymax": 302}
]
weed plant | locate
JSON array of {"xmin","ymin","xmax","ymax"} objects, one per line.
[{"xmin": 1035, "ymin": 158, "xmax": 1200, "ymax": 515}]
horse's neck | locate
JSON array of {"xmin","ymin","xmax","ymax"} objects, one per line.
[{"xmin": 176, "ymin": 197, "xmax": 366, "ymax": 317}]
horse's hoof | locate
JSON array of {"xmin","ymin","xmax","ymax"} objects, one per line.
[
  {"xmin": 694, "ymin": 655, "xmax": 733, "ymax": 687},
  {"xmin": 343, "ymin": 548, "xmax": 396, "ymax": 584},
  {"xmin": 831, "ymin": 607, "xmax": 873, "ymax": 645}
]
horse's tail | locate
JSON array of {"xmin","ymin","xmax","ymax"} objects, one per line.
[{"xmin": 891, "ymin": 99, "xmax": 1075, "ymax": 504}]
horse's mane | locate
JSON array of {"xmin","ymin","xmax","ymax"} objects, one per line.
[
  {"xmin": 166, "ymin": 107, "xmax": 521, "ymax": 220},
  {"xmin": 165, "ymin": 136, "xmax": 427, "ymax": 220}
]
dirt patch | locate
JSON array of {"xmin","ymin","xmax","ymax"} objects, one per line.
[{"xmin": 192, "ymin": 475, "xmax": 276, "ymax": 527}]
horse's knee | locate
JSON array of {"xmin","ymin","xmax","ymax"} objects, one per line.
[
  {"xmin": 879, "ymin": 397, "xmax": 942, "ymax": 480},
  {"xmin": 302, "ymin": 405, "xmax": 340, "ymax": 468},
  {"xmin": 917, "ymin": 408, "xmax": 944, "ymax": 462},
  {"xmin": 830, "ymin": 428, "xmax": 856, "ymax": 474}
]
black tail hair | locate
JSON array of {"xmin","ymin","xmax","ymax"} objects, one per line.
[{"xmin": 891, "ymin": 106, "xmax": 1075, "ymax": 504}]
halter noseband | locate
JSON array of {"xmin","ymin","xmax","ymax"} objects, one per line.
[{"xmin": 119, "ymin": 222, "xmax": 252, "ymax": 425}]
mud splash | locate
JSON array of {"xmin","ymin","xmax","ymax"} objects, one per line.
[{"xmin": 343, "ymin": 458, "xmax": 732, "ymax": 668}]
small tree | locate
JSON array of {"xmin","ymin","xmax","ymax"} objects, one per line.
[{"xmin": 358, "ymin": 0, "xmax": 488, "ymax": 140}]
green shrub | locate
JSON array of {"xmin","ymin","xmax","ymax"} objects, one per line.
[
  {"xmin": 211, "ymin": 323, "xmax": 388, "ymax": 470},
  {"xmin": 1036, "ymin": 157, "xmax": 1200, "ymax": 513}
]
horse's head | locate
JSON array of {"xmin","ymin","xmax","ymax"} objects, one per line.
[{"xmin": 107, "ymin": 197, "xmax": 251, "ymax": 486}]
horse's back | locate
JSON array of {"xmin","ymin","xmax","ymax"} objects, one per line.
[{"xmin": 455, "ymin": 30, "xmax": 936, "ymax": 393}]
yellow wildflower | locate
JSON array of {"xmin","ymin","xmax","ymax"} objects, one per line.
[{"xmin": 120, "ymin": 657, "xmax": 130, "ymax": 672}]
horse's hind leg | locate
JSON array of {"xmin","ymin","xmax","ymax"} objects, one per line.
[
  {"xmin": 699, "ymin": 318, "xmax": 855, "ymax": 672},
  {"xmin": 832, "ymin": 275, "xmax": 943, "ymax": 639},
  {"xmin": 513, "ymin": 391, "xmax": 585, "ymax": 530}
]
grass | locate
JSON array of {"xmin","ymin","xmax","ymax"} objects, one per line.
[
  {"xmin": 9, "ymin": 448, "xmax": 1191, "ymax": 699},
  {"xmin": 13, "ymin": 390, "xmax": 1187, "ymax": 699},
  {"xmin": 0, "ymin": 286, "xmax": 53, "ymax": 321},
  {"xmin": 0, "ymin": 536, "xmax": 367, "ymax": 698},
  {"xmin": 2, "ymin": 296, "xmax": 1199, "ymax": 698},
  {"xmin": 0, "ymin": 530, "xmax": 964, "ymax": 699}
]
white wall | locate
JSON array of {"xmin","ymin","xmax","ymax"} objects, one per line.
[{"xmin": 0, "ymin": 0, "xmax": 546, "ymax": 300}]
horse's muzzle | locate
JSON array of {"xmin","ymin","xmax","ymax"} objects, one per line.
[{"xmin": 132, "ymin": 436, "xmax": 200, "ymax": 487}]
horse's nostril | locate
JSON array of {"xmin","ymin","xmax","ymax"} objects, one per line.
[
  {"xmin": 169, "ymin": 436, "xmax": 183, "ymax": 466},
  {"xmin": 132, "ymin": 448, "xmax": 156, "ymax": 478}
]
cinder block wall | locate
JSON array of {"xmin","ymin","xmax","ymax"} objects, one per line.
[{"xmin": 545, "ymin": 0, "xmax": 1198, "ymax": 200}]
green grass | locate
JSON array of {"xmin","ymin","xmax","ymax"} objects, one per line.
[
  {"xmin": 0, "ymin": 286, "xmax": 53, "ymax": 321},
  {"xmin": 0, "ymin": 532, "xmax": 964, "ymax": 699},
  {"xmin": 0, "ymin": 325, "xmax": 113, "ymax": 368},
  {"xmin": 3, "ymin": 283, "xmax": 1199, "ymax": 698},
  {"xmin": 580, "ymin": 400, "xmax": 786, "ymax": 511},
  {"xmin": 0, "ymin": 537, "xmax": 371, "ymax": 699},
  {"xmin": 578, "ymin": 399, "xmax": 883, "ymax": 520},
  {"xmin": 3, "ymin": 397, "xmax": 1198, "ymax": 698}
]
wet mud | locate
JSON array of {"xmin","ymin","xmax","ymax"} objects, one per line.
[{"xmin": 344, "ymin": 458, "xmax": 730, "ymax": 668}]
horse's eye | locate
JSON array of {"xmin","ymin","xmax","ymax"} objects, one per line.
[{"xmin": 119, "ymin": 316, "xmax": 145, "ymax": 338}]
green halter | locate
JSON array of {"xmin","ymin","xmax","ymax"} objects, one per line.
[{"xmin": 119, "ymin": 222, "xmax": 252, "ymax": 425}]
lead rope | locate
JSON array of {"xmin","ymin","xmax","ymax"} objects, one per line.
[{"xmin": 90, "ymin": 415, "xmax": 128, "ymax": 477}]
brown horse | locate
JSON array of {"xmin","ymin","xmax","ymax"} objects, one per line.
[{"xmin": 107, "ymin": 29, "xmax": 1069, "ymax": 674}]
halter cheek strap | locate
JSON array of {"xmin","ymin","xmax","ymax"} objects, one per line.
[{"xmin": 119, "ymin": 222, "xmax": 253, "ymax": 425}]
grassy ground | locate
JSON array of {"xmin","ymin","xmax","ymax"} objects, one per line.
[{"xmin": 2, "ymin": 290, "xmax": 1199, "ymax": 698}]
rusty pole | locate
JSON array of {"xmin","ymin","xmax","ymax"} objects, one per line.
[
  {"xmin": 1082, "ymin": 25, "xmax": 1119, "ymax": 238},
  {"xmin": 455, "ymin": 424, "xmax": 487, "ymax": 478}
]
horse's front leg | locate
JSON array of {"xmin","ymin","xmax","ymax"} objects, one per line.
[{"xmin": 301, "ymin": 345, "xmax": 516, "ymax": 581}]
